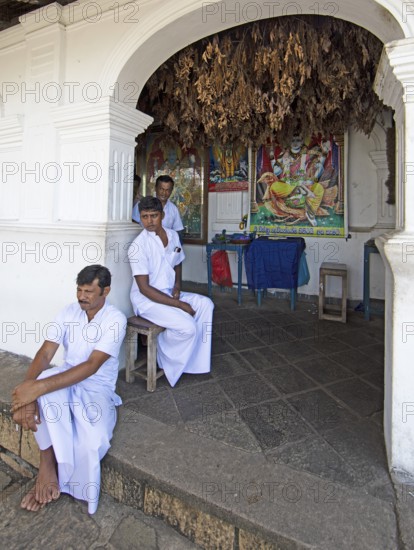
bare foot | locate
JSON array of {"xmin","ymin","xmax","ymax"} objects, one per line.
[
  {"xmin": 35, "ymin": 446, "xmax": 60, "ymax": 505},
  {"xmin": 21, "ymin": 446, "xmax": 60, "ymax": 511},
  {"xmin": 20, "ymin": 485, "xmax": 45, "ymax": 512}
]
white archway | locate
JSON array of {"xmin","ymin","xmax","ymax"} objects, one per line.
[
  {"xmin": 94, "ymin": 0, "xmax": 414, "ymax": 478},
  {"xmin": 100, "ymin": 0, "xmax": 407, "ymax": 105},
  {"xmin": 1, "ymin": 0, "xmax": 414, "ymax": 478}
]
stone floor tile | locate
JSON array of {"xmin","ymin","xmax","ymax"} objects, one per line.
[
  {"xmin": 334, "ymin": 329, "xmax": 382, "ymax": 349},
  {"xmin": 295, "ymin": 356, "xmax": 355, "ymax": 385},
  {"xmin": 240, "ymin": 400, "xmax": 313, "ymax": 450},
  {"xmin": 283, "ymin": 322, "xmax": 320, "ymax": 341},
  {"xmin": 288, "ymin": 389, "xmax": 358, "ymax": 432},
  {"xmin": 304, "ymin": 334, "xmax": 353, "ymax": 355},
  {"xmin": 242, "ymin": 346, "xmax": 290, "ymax": 370},
  {"xmin": 359, "ymin": 342, "xmax": 385, "ymax": 364},
  {"xmin": 321, "ymin": 419, "xmax": 389, "ymax": 486},
  {"xmin": 328, "ymin": 348, "xmax": 383, "ymax": 374},
  {"xmin": 217, "ymin": 373, "xmax": 280, "ymax": 407},
  {"xmin": 212, "ymin": 337, "xmax": 235, "ymax": 355},
  {"xmin": 172, "ymin": 381, "xmax": 232, "ymax": 422},
  {"xmin": 124, "ymin": 391, "xmax": 182, "ymax": 426},
  {"xmin": 185, "ymin": 411, "xmax": 261, "ymax": 453},
  {"xmin": 211, "ymin": 352, "xmax": 254, "ymax": 378},
  {"xmin": 268, "ymin": 435, "xmax": 361, "ymax": 487},
  {"xmin": 260, "ymin": 364, "xmax": 317, "ymax": 395},
  {"xmin": 274, "ymin": 341, "xmax": 323, "ymax": 363},
  {"xmin": 224, "ymin": 332, "xmax": 269, "ymax": 351},
  {"xmin": 326, "ymin": 378, "xmax": 383, "ymax": 417}
]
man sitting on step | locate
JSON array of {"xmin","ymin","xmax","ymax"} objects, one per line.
[{"xmin": 11, "ymin": 265, "xmax": 126, "ymax": 514}]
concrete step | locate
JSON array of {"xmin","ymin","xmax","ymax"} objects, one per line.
[
  {"xmin": 0, "ymin": 453, "xmax": 201, "ymax": 550},
  {"xmin": 0, "ymin": 352, "xmax": 402, "ymax": 550}
]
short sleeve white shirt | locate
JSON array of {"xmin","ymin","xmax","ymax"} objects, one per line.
[
  {"xmin": 128, "ymin": 228, "xmax": 185, "ymax": 314},
  {"xmin": 45, "ymin": 301, "xmax": 127, "ymax": 390}
]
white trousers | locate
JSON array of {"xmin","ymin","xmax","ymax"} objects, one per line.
[
  {"xmin": 34, "ymin": 365, "xmax": 121, "ymax": 514},
  {"xmin": 136, "ymin": 292, "xmax": 214, "ymax": 387}
]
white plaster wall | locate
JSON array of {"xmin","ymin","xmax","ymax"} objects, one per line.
[{"xmin": 0, "ymin": 225, "xmax": 136, "ymax": 358}]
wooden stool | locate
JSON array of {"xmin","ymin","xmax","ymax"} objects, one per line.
[
  {"xmin": 319, "ymin": 262, "xmax": 348, "ymax": 323},
  {"xmin": 125, "ymin": 315, "xmax": 165, "ymax": 392}
]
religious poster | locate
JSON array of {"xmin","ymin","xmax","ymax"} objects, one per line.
[
  {"xmin": 250, "ymin": 135, "xmax": 347, "ymax": 238},
  {"xmin": 138, "ymin": 134, "xmax": 207, "ymax": 243},
  {"xmin": 208, "ymin": 144, "xmax": 249, "ymax": 192}
]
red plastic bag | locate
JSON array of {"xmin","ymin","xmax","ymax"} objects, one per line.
[{"xmin": 211, "ymin": 250, "xmax": 233, "ymax": 287}]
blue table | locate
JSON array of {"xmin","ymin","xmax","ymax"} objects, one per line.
[
  {"xmin": 206, "ymin": 241, "xmax": 251, "ymax": 305},
  {"xmin": 363, "ymin": 239, "xmax": 383, "ymax": 320},
  {"xmin": 244, "ymin": 237, "xmax": 306, "ymax": 310}
]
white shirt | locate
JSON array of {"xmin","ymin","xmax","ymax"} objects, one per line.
[
  {"xmin": 128, "ymin": 228, "xmax": 185, "ymax": 314},
  {"xmin": 132, "ymin": 199, "xmax": 184, "ymax": 231},
  {"xmin": 45, "ymin": 301, "xmax": 126, "ymax": 391}
]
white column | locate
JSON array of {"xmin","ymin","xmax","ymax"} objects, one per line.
[
  {"xmin": 0, "ymin": 99, "xmax": 153, "ymax": 358},
  {"xmin": 51, "ymin": 97, "xmax": 153, "ymax": 311},
  {"xmin": 374, "ymin": 38, "xmax": 414, "ymax": 477}
]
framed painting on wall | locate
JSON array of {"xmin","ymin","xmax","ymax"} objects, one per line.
[
  {"xmin": 208, "ymin": 143, "xmax": 249, "ymax": 192},
  {"xmin": 250, "ymin": 134, "xmax": 347, "ymax": 238},
  {"xmin": 137, "ymin": 134, "xmax": 208, "ymax": 244}
]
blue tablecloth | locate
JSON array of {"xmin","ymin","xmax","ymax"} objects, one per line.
[{"xmin": 244, "ymin": 237, "xmax": 306, "ymax": 290}]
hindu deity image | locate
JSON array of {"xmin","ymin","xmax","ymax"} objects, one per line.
[{"xmin": 252, "ymin": 134, "xmax": 344, "ymax": 237}]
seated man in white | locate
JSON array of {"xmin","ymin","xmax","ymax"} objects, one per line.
[
  {"xmin": 132, "ymin": 175, "xmax": 184, "ymax": 235},
  {"xmin": 128, "ymin": 196, "xmax": 214, "ymax": 387},
  {"xmin": 11, "ymin": 265, "xmax": 126, "ymax": 514}
]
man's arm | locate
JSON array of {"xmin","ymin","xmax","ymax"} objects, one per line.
[
  {"xmin": 172, "ymin": 263, "xmax": 182, "ymax": 299},
  {"xmin": 135, "ymin": 273, "xmax": 194, "ymax": 316},
  {"xmin": 24, "ymin": 340, "xmax": 60, "ymax": 381},
  {"xmin": 11, "ymin": 349, "xmax": 110, "ymax": 413},
  {"xmin": 12, "ymin": 340, "xmax": 59, "ymax": 430}
]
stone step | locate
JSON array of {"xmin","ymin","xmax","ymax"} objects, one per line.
[{"xmin": 0, "ymin": 353, "xmax": 399, "ymax": 550}]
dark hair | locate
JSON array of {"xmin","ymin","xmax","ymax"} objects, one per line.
[
  {"xmin": 76, "ymin": 265, "xmax": 111, "ymax": 289},
  {"xmin": 138, "ymin": 196, "xmax": 163, "ymax": 213},
  {"xmin": 155, "ymin": 175, "xmax": 174, "ymax": 189}
]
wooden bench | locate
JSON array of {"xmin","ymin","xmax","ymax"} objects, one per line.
[
  {"xmin": 125, "ymin": 315, "xmax": 165, "ymax": 392},
  {"xmin": 318, "ymin": 262, "xmax": 348, "ymax": 323}
]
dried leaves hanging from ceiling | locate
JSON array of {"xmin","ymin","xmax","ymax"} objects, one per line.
[{"xmin": 138, "ymin": 16, "xmax": 384, "ymax": 147}]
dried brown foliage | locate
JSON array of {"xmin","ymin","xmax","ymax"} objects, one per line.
[{"xmin": 138, "ymin": 17, "xmax": 384, "ymax": 148}]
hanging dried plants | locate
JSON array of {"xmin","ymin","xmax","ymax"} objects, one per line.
[{"xmin": 137, "ymin": 16, "xmax": 384, "ymax": 148}]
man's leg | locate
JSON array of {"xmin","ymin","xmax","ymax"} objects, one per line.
[
  {"xmin": 139, "ymin": 301, "xmax": 198, "ymax": 386},
  {"xmin": 20, "ymin": 366, "xmax": 71, "ymax": 511},
  {"xmin": 21, "ymin": 445, "xmax": 60, "ymax": 511},
  {"xmin": 179, "ymin": 292, "xmax": 214, "ymax": 375}
]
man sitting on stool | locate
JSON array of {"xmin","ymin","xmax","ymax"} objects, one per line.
[{"xmin": 128, "ymin": 196, "xmax": 214, "ymax": 387}]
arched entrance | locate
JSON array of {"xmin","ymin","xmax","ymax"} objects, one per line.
[
  {"xmin": 0, "ymin": 0, "xmax": 413, "ymax": 479},
  {"xmin": 99, "ymin": 0, "xmax": 413, "ymax": 477}
]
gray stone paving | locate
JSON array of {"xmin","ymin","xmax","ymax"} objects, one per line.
[
  {"xmin": 1, "ymin": 284, "xmax": 414, "ymax": 548},
  {"xmin": 120, "ymin": 286, "xmax": 387, "ymax": 492},
  {"xmin": 0, "ymin": 454, "xmax": 200, "ymax": 550}
]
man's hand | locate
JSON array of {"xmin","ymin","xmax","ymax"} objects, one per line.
[
  {"xmin": 13, "ymin": 401, "xmax": 40, "ymax": 432},
  {"xmin": 172, "ymin": 286, "xmax": 181, "ymax": 300},
  {"xmin": 179, "ymin": 301, "xmax": 196, "ymax": 316},
  {"xmin": 11, "ymin": 380, "xmax": 41, "ymax": 413}
]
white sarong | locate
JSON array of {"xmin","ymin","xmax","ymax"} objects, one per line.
[{"xmin": 34, "ymin": 365, "xmax": 121, "ymax": 514}]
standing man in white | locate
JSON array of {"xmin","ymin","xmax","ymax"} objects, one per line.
[
  {"xmin": 128, "ymin": 196, "xmax": 214, "ymax": 387},
  {"xmin": 132, "ymin": 175, "xmax": 184, "ymax": 234},
  {"xmin": 11, "ymin": 265, "xmax": 126, "ymax": 514}
]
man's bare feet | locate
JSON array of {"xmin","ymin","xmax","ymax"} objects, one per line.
[
  {"xmin": 20, "ymin": 486, "xmax": 45, "ymax": 512},
  {"xmin": 21, "ymin": 446, "xmax": 60, "ymax": 511}
]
